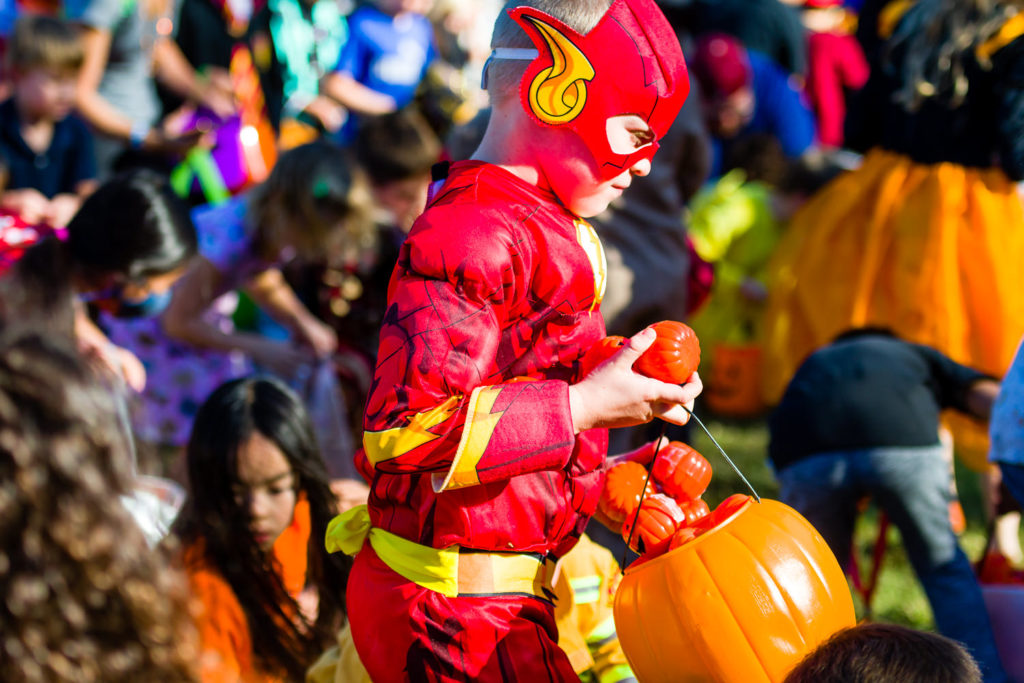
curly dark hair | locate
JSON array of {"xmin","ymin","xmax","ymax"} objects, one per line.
[{"xmin": 0, "ymin": 330, "xmax": 198, "ymax": 682}]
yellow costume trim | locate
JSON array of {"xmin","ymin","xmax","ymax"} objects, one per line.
[
  {"xmin": 598, "ymin": 663, "xmax": 636, "ymax": 683},
  {"xmin": 431, "ymin": 386, "xmax": 503, "ymax": 493},
  {"xmin": 325, "ymin": 505, "xmax": 556, "ymax": 599},
  {"xmin": 524, "ymin": 15, "xmax": 595, "ymax": 125},
  {"xmin": 326, "ymin": 505, "xmax": 460, "ymax": 596},
  {"xmin": 977, "ymin": 13, "xmax": 1024, "ymax": 62},
  {"xmin": 363, "ymin": 395, "xmax": 461, "ymax": 466},
  {"xmin": 588, "ymin": 615, "xmax": 618, "ymax": 643},
  {"xmin": 575, "ymin": 219, "xmax": 607, "ymax": 310},
  {"xmin": 569, "ymin": 575, "xmax": 602, "ymax": 604}
]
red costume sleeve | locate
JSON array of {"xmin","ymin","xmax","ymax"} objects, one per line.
[{"xmin": 362, "ymin": 200, "xmax": 581, "ymax": 493}]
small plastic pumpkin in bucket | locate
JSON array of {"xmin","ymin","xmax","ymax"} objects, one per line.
[{"xmin": 613, "ymin": 496, "xmax": 855, "ymax": 682}]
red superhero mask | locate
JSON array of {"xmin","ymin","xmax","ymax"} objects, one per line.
[{"xmin": 505, "ymin": 0, "xmax": 690, "ymax": 180}]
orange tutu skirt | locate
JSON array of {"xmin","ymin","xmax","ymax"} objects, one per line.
[{"xmin": 762, "ymin": 149, "xmax": 1024, "ymax": 469}]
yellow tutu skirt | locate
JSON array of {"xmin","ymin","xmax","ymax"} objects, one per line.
[{"xmin": 762, "ymin": 149, "xmax": 1024, "ymax": 470}]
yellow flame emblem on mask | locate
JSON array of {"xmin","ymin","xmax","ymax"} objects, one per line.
[{"xmin": 525, "ymin": 16, "xmax": 596, "ymax": 125}]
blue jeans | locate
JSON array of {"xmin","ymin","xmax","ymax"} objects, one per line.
[
  {"xmin": 777, "ymin": 445, "xmax": 1009, "ymax": 683},
  {"xmin": 998, "ymin": 462, "xmax": 1024, "ymax": 513}
]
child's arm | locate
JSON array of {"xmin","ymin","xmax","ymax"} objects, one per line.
[
  {"xmin": 151, "ymin": 37, "xmax": 236, "ymax": 118},
  {"xmin": 320, "ymin": 72, "xmax": 398, "ymax": 115},
  {"xmin": 242, "ymin": 266, "xmax": 338, "ymax": 357},
  {"xmin": 160, "ymin": 258, "xmax": 316, "ymax": 376},
  {"xmin": 74, "ymin": 27, "xmax": 204, "ymax": 154},
  {"xmin": 363, "ymin": 208, "xmax": 699, "ymax": 493},
  {"xmin": 74, "ymin": 302, "xmax": 147, "ymax": 391}
]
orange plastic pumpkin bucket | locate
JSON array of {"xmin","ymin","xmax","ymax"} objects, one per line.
[
  {"xmin": 705, "ymin": 343, "xmax": 765, "ymax": 418},
  {"xmin": 613, "ymin": 497, "xmax": 855, "ymax": 682}
]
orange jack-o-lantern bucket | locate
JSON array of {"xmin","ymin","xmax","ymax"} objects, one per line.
[{"xmin": 613, "ymin": 496, "xmax": 855, "ymax": 682}]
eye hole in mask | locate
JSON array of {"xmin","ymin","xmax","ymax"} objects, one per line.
[{"xmin": 606, "ymin": 114, "xmax": 655, "ymax": 155}]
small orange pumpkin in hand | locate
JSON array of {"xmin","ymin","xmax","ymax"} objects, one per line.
[
  {"xmin": 634, "ymin": 320, "xmax": 701, "ymax": 384},
  {"xmin": 579, "ymin": 321, "xmax": 700, "ymax": 385}
]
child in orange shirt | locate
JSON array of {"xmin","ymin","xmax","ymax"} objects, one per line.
[{"xmin": 176, "ymin": 376, "xmax": 351, "ymax": 682}]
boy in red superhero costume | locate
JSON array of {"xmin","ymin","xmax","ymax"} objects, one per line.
[{"xmin": 330, "ymin": 1, "xmax": 699, "ymax": 679}]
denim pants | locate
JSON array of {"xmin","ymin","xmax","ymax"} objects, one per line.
[
  {"xmin": 777, "ymin": 445, "xmax": 1008, "ymax": 683},
  {"xmin": 998, "ymin": 462, "xmax": 1024, "ymax": 513}
]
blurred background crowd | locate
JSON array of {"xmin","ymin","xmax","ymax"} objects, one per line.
[{"xmin": 2, "ymin": 0, "xmax": 1024, "ymax": 680}]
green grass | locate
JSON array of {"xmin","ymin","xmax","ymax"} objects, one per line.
[{"xmin": 687, "ymin": 415, "xmax": 994, "ymax": 631}]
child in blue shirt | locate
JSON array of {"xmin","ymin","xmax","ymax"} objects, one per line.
[{"xmin": 322, "ymin": 0, "xmax": 436, "ymax": 141}]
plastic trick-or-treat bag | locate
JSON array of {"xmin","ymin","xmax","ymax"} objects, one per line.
[
  {"xmin": 170, "ymin": 108, "xmax": 276, "ymax": 205},
  {"xmin": 290, "ymin": 361, "xmax": 359, "ymax": 481},
  {"xmin": 170, "ymin": 46, "xmax": 278, "ymax": 205}
]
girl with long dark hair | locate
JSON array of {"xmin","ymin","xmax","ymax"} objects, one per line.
[{"xmin": 176, "ymin": 376, "xmax": 350, "ymax": 681}]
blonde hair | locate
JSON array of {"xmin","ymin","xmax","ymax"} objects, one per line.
[
  {"xmin": 7, "ymin": 14, "xmax": 84, "ymax": 75},
  {"xmin": 0, "ymin": 331, "xmax": 198, "ymax": 682},
  {"xmin": 485, "ymin": 0, "xmax": 613, "ymax": 104},
  {"xmin": 248, "ymin": 141, "xmax": 374, "ymax": 266}
]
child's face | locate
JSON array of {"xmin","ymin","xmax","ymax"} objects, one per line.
[
  {"xmin": 703, "ymin": 87, "xmax": 755, "ymax": 140},
  {"xmin": 232, "ymin": 431, "xmax": 298, "ymax": 551},
  {"xmin": 13, "ymin": 67, "xmax": 77, "ymax": 121},
  {"xmin": 538, "ymin": 115, "xmax": 653, "ymax": 218},
  {"xmin": 373, "ymin": 173, "xmax": 430, "ymax": 232}
]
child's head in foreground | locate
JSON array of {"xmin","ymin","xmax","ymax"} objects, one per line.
[
  {"xmin": 6, "ymin": 14, "xmax": 83, "ymax": 123},
  {"xmin": 479, "ymin": 0, "xmax": 689, "ymax": 217},
  {"xmin": 784, "ymin": 623, "xmax": 982, "ymax": 683},
  {"xmin": 0, "ymin": 329, "xmax": 198, "ymax": 682}
]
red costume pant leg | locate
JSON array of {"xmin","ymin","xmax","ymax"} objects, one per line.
[{"xmin": 347, "ymin": 544, "xmax": 579, "ymax": 682}]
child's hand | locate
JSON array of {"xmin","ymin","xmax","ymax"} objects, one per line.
[
  {"xmin": 304, "ymin": 96, "xmax": 347, "ymax": 133},
  {"xmin": 295, "ymin": 316, "xmax": 339, "ymax": 359},
  {"xmin": 198, "ymin": 66, "xmax": 237, "ymax": 119},
  {"xmin": 1, "ymin": 188, "xmax": 51, "ymax": 225},
  {"xmin": 80, "ymin": 340, "xmax": 147, "ymax": 392},
  {"xmin": 568, "ymin": 327, "xmax": 702, "ymax": 432},
  {"xmin": 331, "ymin": 477, "xmax": 370, "ymax": 513},
  {"xmin": 296, "ymin": 585, "xmax": 319, "ymax": 626},
  {"xmin": 47, "ymin": 193, "xmax": 82, "ymax": 228}
]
